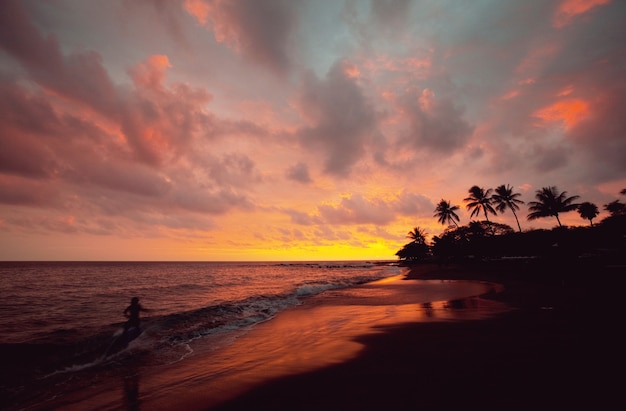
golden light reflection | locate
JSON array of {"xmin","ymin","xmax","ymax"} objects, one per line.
[{"xmin": 170, "ymin": 276, "xmax": 508, "ymax": 406}]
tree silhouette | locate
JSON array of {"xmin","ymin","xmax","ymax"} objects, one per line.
[
  {"xmin": 604, "ymin": 189, "xmax": 626, "ymax": 216},
  {"xmin": 464, "ymin": 185, "xmax": 496, "ymax": 222},
  {"xmin": 434, "ymin": 199, "xmax": 460, "ymax": 228},
  {"xmin": 577, "ymin": 202, "xmax": 599, "ymax": 226},
  {"xmin": 527, "ymin": 186, "xmax": 580, "ymax": 227},
  {"xmin": 397, "ymin": 227, "xmax": 430, "ymax": 261},
  {"xmin": 491, "ymin": 184, "xmax": 525, "ymax": 232},
  {"xmin": 407, "ymin": 227, "xmax": 428, "ymax": 244},
  {"xmin": 605, "ymin": 200, "xmax": 626, "ymax": 216}
]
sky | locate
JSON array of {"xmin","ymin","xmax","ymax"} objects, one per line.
[{"xmin": 1, "ymin": 0, "xmax": 625, "ymax": 261}]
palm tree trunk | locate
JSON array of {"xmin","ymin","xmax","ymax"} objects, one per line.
[{"xmin": 512, "ymin": 210, "xmax": 522, "ymax": 232}]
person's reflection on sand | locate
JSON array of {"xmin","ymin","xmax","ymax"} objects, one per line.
[
  {"xmin": 445, "ymin": 298, "xmax": 467, "ymax": 309},
  {"xmin": 123, "ymin": 369, "xmax": 141, "ymax": 411},
  {"xmin": 421, "ymin": 302, "xmax": 434, "ymax": 317}
]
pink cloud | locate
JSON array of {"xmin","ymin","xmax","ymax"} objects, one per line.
[
  {"xmin": 128, "ymin": 54, "xmax": 172, "ymax": 89},
  {"xmin": 286, "ymin": 162, "xmax": 312, "ymax": 184},
  {"xmin": 317, "ymin": 194, "xmax": 394, "ymax": 226},
  {"xmin": 566, "ymin": 89, "xmax": 626, "ymax": 181},
  {"xmin": 183, "ymin": 0, "xmax": 296, "ymax": 74},
  {"xmin": 534, "ymin": 98, "xmax": 590, "ymax": 130},
  {"xmin": 0, "ymin": 175, "xmax": 61, "ymax": 207},
  {"xmin": 184, "ymin": 0, "xmax": 211, "ymax": 24},
  {"xmin": 0, "ymin": 0, "xmax": 261, "ymax": 228},
  {"xmin": 395, "ymin": 87, "xmax": 474, "ymax": 154},
  {"xmin": 120, "ymin": 57, "xmax": 215, "ymax": 165},
  {"xmin": 1, "ymin": 1, "xmax": 218, "ymax": 167},
  {"xmin": 295, "ymin": 61, "xmax": 380, "ymax": 177},
  {"xmin": 553, "ymin": 0, "xmax": 611, "ymax": 28},
  {"xmin": 1, "ymin": 0, "xmax": 625, "ymax": 257},
  {"xmin": 287, "ymin": 191, "xmax": 435, "ymax": 227}
]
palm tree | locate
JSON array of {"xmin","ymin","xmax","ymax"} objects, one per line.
[
  {"xmin": 527, "ymin": 186, "xmax": 580, "ymax": 227},
  {"xmin": 577, "ymin": 202, "xmax": 599, "ymax": 226},
  {"xmin": 464, "ymin": 185, "xmax": 496, "ymax": 222},
  {"xmin": 407, "ymin": 227, "xmax": 428, "ymax": 244},
  {"xmin": 491, "ymin": 184, "xmax": 525, "ymax": 232},
  {"xmin": 604, "ymin": 189, "xmax": 626, "ymax": 216},
  {"xmin": 605, "ymin": 200, "xmax": 626, "ymax": 216},
  {"xmin": 434, "ymin": 199, "xmax": 460, "ymax": 228}
]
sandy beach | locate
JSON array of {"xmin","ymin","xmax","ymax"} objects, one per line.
[
  {"xmin": 7, "ymin": 260, "xmax": 623, "ymax": 411},
  {"xmin": 209, "ymin": 261, "xmax": 624, "ymax": 411}
]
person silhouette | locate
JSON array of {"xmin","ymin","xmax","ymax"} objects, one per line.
[{"xmin": 123, "ymin": 297, "xmax": 149, "ymax": 334}]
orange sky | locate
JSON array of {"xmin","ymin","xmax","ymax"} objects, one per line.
[{"xmin": 1, "ymin": 0, "xmax": 625, "ymax": 261}]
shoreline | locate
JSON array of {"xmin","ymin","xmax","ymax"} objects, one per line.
[
  {"xmin": 5, "ymin": 260, "xmax": 623, "ymax": 410},
  {"xmin": 210, "ymin": 261, "xmax": 624, "ymax": 410},
  {"xmin": 42, "ymin": 272, "xmax": 503, "ymax": 411}
]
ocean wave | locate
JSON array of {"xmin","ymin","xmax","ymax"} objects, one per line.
[{"xmin": 1, "ymin": 261, "xmax": 402, "ymax": 398}]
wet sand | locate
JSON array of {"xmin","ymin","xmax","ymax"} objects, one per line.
[
  {"xmin": 10, "ymin": 261, "xmax": 624, "ymax": 410},
  {"xmin": 209, "ymin": 261, "xmax": 624, "ymax": 410}
]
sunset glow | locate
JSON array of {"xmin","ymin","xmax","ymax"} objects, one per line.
[{"xmin": 1, "ymin": 0, "xmax": 624, "ymax": 261}]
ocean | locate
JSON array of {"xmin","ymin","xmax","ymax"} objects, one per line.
[
  {"xmin": 0, "ymin": 260, "xmax": 403, "ymax": 409},
  {"xmin": 1, "ymin": 260, "xmax": 503, "ymax": 410}
]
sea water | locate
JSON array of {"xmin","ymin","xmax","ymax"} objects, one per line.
[
  {"xmin": 0, "ymin": 261, "xmax": 400, "ymax": 345},
  {"xmin": 0, "ymin": 260, "xmax": 400, "ymax": 408}
]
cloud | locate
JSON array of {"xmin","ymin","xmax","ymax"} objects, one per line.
[
  {"xmin": 553, "ymin": 0, "xmax": 611, "ymax": 28},
  {"xmin": 128, "ymin": 0, "xmax": 190, "ymax": 46},
  {"xmin": 288, "ymin": 191, "xmax": 435, "ymax": 227},
  {"xmin": 0, "ymin": 176, "xmax": 61, "ymax": 207},
  {"xmin": 317, "ymin": 194, "xmax": 393, "ymax": 225},
  {"xmin": 0, "ymin": 1, "xmax": 118, "ymax": 114},
  {"xmin": 284, "ymin": 209, "xmax": 318, "ymax": 226},
  {"xmin": 203, "ymin": 153, "xmax": 262, "ymax": 188},
  {"xmin": 396, "ymin": 87, "xmax": 474, "ymax": 154},
  {"xmin": 566, "ymin": 88, "xmax": 626, "ymax": 182},
  {"xmin": 534, "ymin": 99, "xmax": 591, "ymax": 130},
  {"xmin": 120, "ymin": 57, "xmax": 216, "ymax": 166},
  {"xmin": 369, "ymin": 0, "xmax": 412, "ymax": 30},
  {"xmin": 1, "ymin": 1, "xmax": 218, "ymax": 166},
  {"xmin": 286, "ymin": 162, "xmax": 312, "ymax": 184},
  {"xmin": 0, "ymin": 0, "xmax": 259, "ymax": 231},
  {"xmin": 295, "ymin": 60, "xmax": 380, "ymax": 177},
  {"xmin": 392, "ymin": 190, "xmax": 435, "ymax": 216},
  {"xmin": 2, "ymin": 1, "xmax": 626, "ymax": 258},
  {"xmin": 184, "ymin": 0, "xmax": 296, "ymax": 74}
]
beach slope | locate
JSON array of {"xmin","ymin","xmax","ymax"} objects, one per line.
[{"xmin": 211, "ymin": 262, "xmax": 623, "ymax": 410}]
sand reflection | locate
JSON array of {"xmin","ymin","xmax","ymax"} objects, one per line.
[
  {"xmin": 24, "ymin": 276, "xmax": 509, "ymax": 411},
  {"xmin": 137, "ymin": 275, "xmax": 509, "ymax": 410}
]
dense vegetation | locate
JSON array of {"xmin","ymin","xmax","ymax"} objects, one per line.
[{"xmin": 396, "ymin": 186, "xmax": 626, "ymax": 266}]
